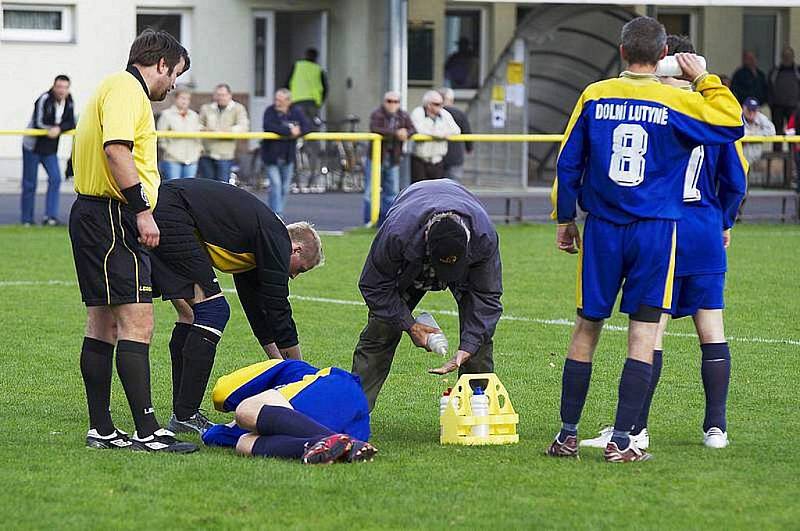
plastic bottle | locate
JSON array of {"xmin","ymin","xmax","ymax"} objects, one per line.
[
  {"xmin": 655, "ymin": 55, "xmax": 707, "ymax": 78},
  {"xmin": 439, "ymin": 388, "xmax": 452, "ymax": 436},
  {"xmin": 470, "ymin": 386, "xmax": 490, "ymax": 438},
  {"xmin": 415, "ymin": 312, "xmax": 449, "ymax": 355}
]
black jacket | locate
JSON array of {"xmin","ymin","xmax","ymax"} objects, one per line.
[
  {"xmin": 260, "ymin": 104, "xmax": 310, "ymax": 165},
  {"xmin": 154, "ymin": 178, "xmax": 299, "ymax": 349},
  {"xmin": 443, "ymin": 105, "xmax": 472, "ymax": 167},
  {"xmin": 24, "ymin": 90, "xmax": 75, "ymax": 155},
  {"xmin": 359, "ymin": 179, "xmax": 502, "ymax": 354}
]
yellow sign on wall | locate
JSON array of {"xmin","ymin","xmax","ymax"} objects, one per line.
[
  {"xmin": 506, "ymin": 62, "xmax": 524, "ymax": 85},
  {"xmin": 491, "ymin": 85, "xmax": 505, "ymax": 102}
]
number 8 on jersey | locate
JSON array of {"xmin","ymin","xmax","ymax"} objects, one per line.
[{"xmin": 609, "ymin": 123, "xmax": 648, "ymax": 187}]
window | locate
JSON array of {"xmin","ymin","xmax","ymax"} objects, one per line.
[
  {"xmin": 743, "ymin": 11, "xmax": 781, "ymax": 69},
  {"xmin": 656, "ymin": 9, "xmax": 700, "ymax": 49},
  {"xmin": 136, "ymin": 9, "xmax": 192, "ymax": 81},
  {"xmin": 444, "ymin": 9, "xmax": 483, "ymax": 90},
  {"xmin": 1, "ymin": 4, "xmax": 74, "ymax": 42},
  {"xmin": 408, "ymin": 20, "xmax": 434, "ymax": 85}
]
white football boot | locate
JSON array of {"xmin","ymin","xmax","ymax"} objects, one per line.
[
  {"xmin": 703, "ymin": 427, "xmax": 729, "ymax": 448},
  {"xmin": 580, "ymin": 426, "xmax": 650, "ymax": 449}
]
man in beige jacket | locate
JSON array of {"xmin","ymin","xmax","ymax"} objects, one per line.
[
  {"xmin": 198, "ymin": 83, "xmax": 250, "ymax": 182},
  {"xmin": 157, "ymin": 88, "xmax": 202, "ymax": 179}
]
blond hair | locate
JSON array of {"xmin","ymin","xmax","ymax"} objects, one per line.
[{"xmin": 286, "ymin": 221, "xmax": 324, "ymax": 268}]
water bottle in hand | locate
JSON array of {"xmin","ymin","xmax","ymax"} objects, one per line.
[{"xmin": 416, "ymin": 312, "xmax": 449, "ymax": 355}]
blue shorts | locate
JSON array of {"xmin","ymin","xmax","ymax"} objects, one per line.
[
  {"xmin": 578, "ymin": 216, "xmax": 677, "ymax": 320},
  {"xmin": 669, "ymin": 273, "xmax": 725, "ymax": 319}
]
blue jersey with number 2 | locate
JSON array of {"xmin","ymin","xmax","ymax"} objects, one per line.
[
  {"xmin": 676, "ymin": 142, "xmax": 748, "ymax": 276},
  {"xmin": 552, "ymin": 73, "xmax": 744, "ymax": 225}
]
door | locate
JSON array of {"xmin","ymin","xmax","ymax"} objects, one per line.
[{"xmin": 252, "ymin": 10, "xmax": 275, "ymax": 139}]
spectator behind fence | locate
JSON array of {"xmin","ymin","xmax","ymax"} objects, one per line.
[
  {"xmin": 157, "ymin": 87, "xmax": 202, "ymax": 179},
  {"xmin": 438, "ymin": 87, "xmax": 473, "ymax": 181},
  {"xmin": 445, "ymin": 38, "xmax": 479, "ymax": 89},
  {"xmin": 287, "ymin": 48, "xmax": 327, "ymax": 189},
  {"xmin": 731, "ymin": 51, "xmax": 768, "ymax": 104},
  {"xmin": 198, "ymin": 83, "xmax": 249, "ymax": 182},
  {"xmin": 364, "ymin": 91, "xmax": 415, "ymax": 226},
  {"xmin": 767, "ymin": 47, "xmax": 800, "ymax": 148},
  {"xmin": 409, "ymin": 90, "xmax": 460, "ymax": 183},
  {"xmin": 21, "ymin": 74, "xmax": 75, "ymax": 226},
  {"xmin": 741, "ymin": 97, "xmax": 776, "ymax": 167},
  {"xmin": 261, "ymin": 88, "xmax": 309, "ymax": 217},
  {"xmin": 785, "ymin": 109, "xmax": 800, "ymax": 191}
]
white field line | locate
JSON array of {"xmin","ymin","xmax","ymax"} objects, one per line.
[{"xmin": 1, "ymin": 280, "xmax": 796, "ymax": 347}]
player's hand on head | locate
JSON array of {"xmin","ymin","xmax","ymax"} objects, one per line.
[
  {"xmin": 136, "ymin": 210, "xmax": 160, "ymax": 249},
  {"xmin": 428, "ymin": 350, "xmax": 471, "ymax": 375},
  {"xmin": 408, "ymin": 322, "xmax": 440, "ymax": 350},
  {"xmin": 556, "ymin": 222, "xmax": 581, "ymax": 254},
  {"xmin": 675, "ymin": 53, "xmax": 706, "ymax": 82}
]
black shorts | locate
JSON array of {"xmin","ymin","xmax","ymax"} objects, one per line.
[
  {"xmin": 69, "ymin": 195, "xmax": 153, "ymax": 306},
  {"xmin": 150, "ymin": 190, "xmax": 221, "ymax": 301}
]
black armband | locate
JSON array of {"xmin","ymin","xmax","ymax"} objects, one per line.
[{"xmin": 120, "ymin": 183, "xmax": 150, "ymax": 213}]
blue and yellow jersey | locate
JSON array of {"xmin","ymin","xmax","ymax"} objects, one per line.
[
  {"xmin": 676, "ymin": 141, "xmax": 748, "ymax": 276},
  {"xmin": 552, "ymin": 73, "xmax": 744, "ymax": 225},
  {"xmin": 211, "ymin": 359, "xmax": 370, "ymax": 441}
]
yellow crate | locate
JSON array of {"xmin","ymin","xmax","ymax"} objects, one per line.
[{"xmin": 440, "ymin": 373, "xmax": 519, "ymax": 445}]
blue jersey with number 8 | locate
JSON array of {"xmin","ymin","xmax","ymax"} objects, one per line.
[{"xmin": 552, "ymin": 73, "xmax": 744, "ymax": 225}]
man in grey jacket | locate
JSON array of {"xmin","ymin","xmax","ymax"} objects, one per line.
[{"xmin": 352, "ymin": 179, "xmax": 502, "ymax": 410}]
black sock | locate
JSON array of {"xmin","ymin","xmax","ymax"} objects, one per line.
[
  {"xmin": 612, "ymin": 359, "xmax": 652, "ymax": 447},
  {"xmin": 559, "ymin": 359, "xmax": 592, "ymax": 437},
  {"xmin": 168, "ymin": 323, "xmax": 192, "ymax": 412},
  {"xmin": 116, "ymin": 340, "xmax": 159, "ymax": 438},
  {"xmin": 701, "ymin": 343, "xmax": 731, "ymax": 432},
  {"xmin": 251, "ymin": 434, "xmax": 324, "ymax": 459},
  {"xmin": 80, "ymin": 337, "xmax": 116, "ymax": 435},
  {"xmin": 255, "ymin": 405, "xmax": 334, "ymax": 438},
  {"xmin": 632, "ymin": 349, "xmax": 663, "ymax": 435},
  {"xmin": 174, "ymin": 326, "xmax": 220, "ymax": 420}
]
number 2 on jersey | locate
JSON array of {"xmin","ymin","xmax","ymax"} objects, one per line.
[
  {"xmin": 683, "ymin": 146, "xmax": 704, "ymax": 202},
  {"xmin": 608, "ymin": 124, "xmax": 648, "ymax": 186}
]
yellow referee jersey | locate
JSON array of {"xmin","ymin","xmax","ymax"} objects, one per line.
[{"xmin": 72, "ymin": 66, "xmax": 160, "ymax": 207}]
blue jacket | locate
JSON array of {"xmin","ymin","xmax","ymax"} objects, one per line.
[
  {"xmin": 260, "ymin": 104, "xmax": 309, "ymax": 165},
  {"xmin": 359, "ymin": 180, "xmax": 503, "ymax": 354}
]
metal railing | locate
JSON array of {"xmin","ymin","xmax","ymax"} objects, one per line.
[{"xmin": 3, "ymin": 128, "xmax": 798, "ymax": 225}]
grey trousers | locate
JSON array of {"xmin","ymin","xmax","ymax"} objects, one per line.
[{"xmin": 352, "ymin": 292, "xmax": 494, "ymax": 411}]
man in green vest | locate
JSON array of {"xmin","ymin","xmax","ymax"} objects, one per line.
[
  {"xmin": 287, "ymin": 48, "xmax": 328, "ymax": 190},
  {"xmin": 287, "ymin": 48, "xmax": 327, "ymax": 124}
]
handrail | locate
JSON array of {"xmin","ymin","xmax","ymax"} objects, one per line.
[{"xmin": 2, "ymin": 128, "xmax": 798, "ymax": 226}]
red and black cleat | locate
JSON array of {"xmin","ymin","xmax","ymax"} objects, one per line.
[
  {"xmin": 346, "ymin": 440, "xmax": 378, "ymax": 463},
  {"xmin": 603, "ymin": 441, "xmax": 652, "ymax": 463},
  {"xmin": 302, "ymin": 434, "xmax": 353, "ymax": 465},
  {"xmin": 546, "ymin": 434, "xmax": 579, "ymax": 458}
]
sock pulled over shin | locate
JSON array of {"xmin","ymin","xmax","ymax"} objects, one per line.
[
  {"xmin": 116, "ymin": 340, "xmax": 160, "ymax": 438},
  {"xmin": 559, "ymin": 359, "xmax": 592, "ymax": 439},
  {"xmin": 612, "ymin": 358, "xmax": 653, "ymax": 448},
  {"xmin": 80, "ymin": 337, "xmax": 115, "ymax": 435},
  {"xmin": 632, "ymin": 349, "xmax": 663, "ymax": 435},
  {"xmin": 255, "ymin": 405, "xmax": 334, "ymax": 438},
  {"xmin": 701, "ymin": 343, "xmax": 731, "ymax": 432}
]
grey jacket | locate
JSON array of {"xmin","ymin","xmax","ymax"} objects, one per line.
[{"xmin": 359, "ymin": 180, "xmax": 503, "ymax": 354}]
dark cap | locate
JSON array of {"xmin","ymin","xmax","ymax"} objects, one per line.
[
  {"xmin": 427, "ymin": 216, "xmax": 469, "ymax": 282},
  {"xmin": 743, "ymin": 97, "xmax": 760, "ymax": 110}
]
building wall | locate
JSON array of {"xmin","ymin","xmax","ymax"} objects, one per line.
[{"xmin": 702, "ymin": 7, "xmax": 744, "ymax": 78}]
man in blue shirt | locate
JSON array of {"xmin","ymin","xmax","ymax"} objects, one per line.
[
  {"xmin": 548, "ymin": 17, "xmax": 744, "ymax": 463},
  {"xmin": 580, "ymin": 34, "xmax": 748, "ymax": 452}
]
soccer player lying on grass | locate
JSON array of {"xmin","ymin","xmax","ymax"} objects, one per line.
[
  {"xmin": 149, "ymin": 178, "xmax": 324, "ymax": 436},
  {"xmin": 202, "ymin": 359, "xmax": 377, "ymax": 464},
  {"xmin": 581, "ymin": 35, "xmax": 748, "ymax": 452},
  {"xmin": 548, "ymin": 17, "xmax": 743, "ymax": 463}
]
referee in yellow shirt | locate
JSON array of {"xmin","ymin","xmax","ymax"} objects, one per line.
[{"xmin": 69, "ymin": 29, "xmax": 194, "ymax": 453}]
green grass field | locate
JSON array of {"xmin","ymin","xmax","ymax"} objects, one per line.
[{"xmin": 1, "ymin": 223, "xmax": 798, "ymax": 529}]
